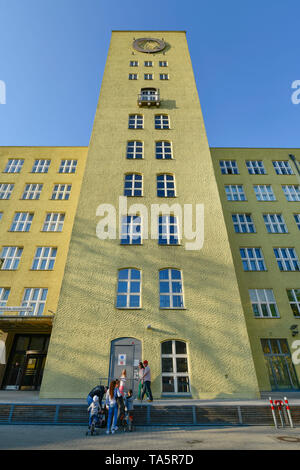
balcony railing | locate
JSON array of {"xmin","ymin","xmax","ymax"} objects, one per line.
[{"xmin": 138, "ymin": 93, "xmax": 161, "ymax": 107}]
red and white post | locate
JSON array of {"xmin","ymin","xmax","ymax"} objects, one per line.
[
  {"xmin": 284, "ymin": 397, "xmax": 294, "ymax": 428},
  {"xmin": 269, "ymin": 397, "xmax": 278, "ymax": 429}
]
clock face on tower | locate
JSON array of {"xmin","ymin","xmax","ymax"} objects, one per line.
[{"xmin": 133, "ymin": 37, "xmax": 166, "ymax": 53}]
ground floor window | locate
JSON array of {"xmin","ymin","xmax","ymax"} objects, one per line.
[
  {"xmin": 261, "ymin": 338, "xmax": 299, "ymax": 391},
  {"xmin": 161, "ymin": 340, "xmax": 190, "ymax": 394}
]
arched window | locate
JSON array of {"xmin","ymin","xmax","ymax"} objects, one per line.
[
  {"xmin": 157, "ymin": 174, "xmax": 176, "ymax": 197},
  {"xmin": 155, "ymin": 141, "xmax": 172, "ymax": 159},
  {"xmin": 161, "ymin": 340, "xmax": 190, "ymax": 394},
  {"xmin": 126, "ymin": 141, "xmax": 143, "ymax": 159},
  {"xmin": 159, "ymin": 269, "xmax": 184, "ymax": 308},
  {"xmin": 116, "ymin": 268, "xmax": 141, "ymax": 308},
  {"xmin": 155, "ymin": 114, "xmax": 170, "ymax": 129},
  {"xmin": 124, "ymin": 173, "xmax": 143, "ymax": 197}
]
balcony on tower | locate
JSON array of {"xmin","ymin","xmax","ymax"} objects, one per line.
[{"xmin": 138, "ymin": 88, "xmax": 161, "ymax": 107}]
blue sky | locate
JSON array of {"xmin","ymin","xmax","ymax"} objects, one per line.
[{"xmin": 0, "ymin": 0, "xmax": 299, "ymax": 148}]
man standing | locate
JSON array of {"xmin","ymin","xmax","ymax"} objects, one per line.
[{"xmin": 141, "ymin": 360, "xmax": 153, "ymax": 402}]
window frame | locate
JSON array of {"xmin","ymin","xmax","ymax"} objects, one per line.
[
  {"xmin": 161, "ymin": 340, "xmax": 190, "ymax": 395},
  {"xmin": 116, "ymin": 268, "xmax": 142, "ymax": 309}
]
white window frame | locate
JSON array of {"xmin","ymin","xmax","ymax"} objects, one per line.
[
  {"xmin": 246, "ymin": 160, "xmax": 266, "ymax": 175},
  {"xmin": 249, "ymin": 289, "xmax": 279, "ymax": 318},
  {"xmin": 116, "ymin": 268, "xmax": 141, "ymax": 309},
  {"xmin": 129, "ymin": 61, "xmax": 138, "ymax": 67},
  {"xmin": 126, "ymin": 141, "xmax": 143, "ymax": 159},
  {"xmin": 155, "ymin": 141, "xmax": 173, "ymax": 159},
  {"xmin": 144, "ymin": 61, "xmax": 153, "ymax": 67},
  {"xmin": 160, "ymin": 74, "xmax": 169, "ymax": 80},
  {"xmin": 287, "ymin": 289, "xmax": 300, "ymax": 318},
  {"xmin": 225, "ymin": 185, "xmax": 246, "ymax": 201},
  {"xmin": 240, "ymin": 248, "xmax": 266, "ymax": 271},
  {"xmin": 10, "ymin": 212, "xmax": 34, "ymax": 232},
  {"xmin": 0, "ymin": 246, "xmax": 23, "ymax": 270},
  {"xmin": 0, "ymin": 184, "xmax": 14, "ymax": 200},
  {"xmin": 157, "ymin": 174, "xmax": 176, "ymax": 198},
  {"xmin": 128, "ymin": 114, "xmax": 143, "ymax": 129},
  {"xmin": 294, "ymin": 214, "xmax": 300, "ymax": 230},
  {"xmin": 124, "ymin": 173, "xmax": 143, "ymax": 197},
  {"xmin": 144, "ymin": 73, "xmax": 153, "ymax": 80},
  {"xmin": 120, "ymin": 215, "xmax": 142, "ymax": 245},
  {"xmin": 4, "ymin": 159, "xmax": 24, "ymax": 174},
  {"xmin": 128, "ymin": 73, "xmax": 138, "ymax": 80},
  {"xmin": 58, "ymin": 160, "xmax": 77, "ymax": 174},
  {"xmin": 31, "ymin": 159, "xmax": 51, "ymax": 173},
  {"xmin": 20, "ymin": 288, "xmax": 48, "ymax": 316},
  {"xmin": 263, "ymin": 213, "xmax": 288, "ymax": 233},
  {"xmin": 155, "ymin": 114, "xmax": 170, "ymax": 129},
  {"xmin": 31, "ymin": 247, "xmax": 57, "ymax": 270},
  {"xmin": 232, "ymin": 214, "xmax": 256, "ymax": 233},
  {"xmin": 161, "ymin": 340, "xmax": 190, "ymax": 395},
  {"xmin": 273, "ymin": 161, "xmax": 294, "ymax": 175},
  {"xmin": 220, "ymin": 160, "xmax": 239, "ymax": 175},
  {"xmin": 42, "ymin": 213, "xmax": 65, "ymax": 232},
  {"xmin": 51, "ymin": 184, "xmax": 71, "ymax": 200},
  {"xmin": 254, "ymin": 185, "xmax": 276, "ymax": 201},
  {"xmin": 282, "ymin": 185, "xmax": 300, "ymax": 202},
  {"xmin": 274, "ymin": 248, "xmax": 300, "ymax": 272},
  {"xmin": 22, "ymin": 184, "xmax": 43, "ymax": 200},
  {"xmin": 159, "ymin": 268, "xmax": 184, "ymax": 309},
  {"xmin": 159, "ymin": 61, "xmax": 168, "ymax": 67},
  {"xmin": 158, "ymin": 215, "xmax": 180, "ymax": 245},
  {"xmin": 0, "ymin": 287, "xmax": 10, "ymax": 314}
]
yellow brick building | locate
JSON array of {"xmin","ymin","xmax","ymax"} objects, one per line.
[{"xmin": 0, "ymin": 147, "xmax": 88, "ymax": 389}]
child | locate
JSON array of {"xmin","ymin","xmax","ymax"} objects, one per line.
[
  {"xmin": 125, "ymin": 389, "xmax": 134, "ymax": 431},
  {"xmin": 87, "ymin": 395, "xmax": 101, "ymax": 429},
  {"xmin": 119, "ymin": 369, "xmax": 126, "ymax": 396}
]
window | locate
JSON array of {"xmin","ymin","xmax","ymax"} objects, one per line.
[
  {"xmin": 144, "ymin": 61, "xmax": 153, "ymax": 67},
  {"xmin": 273, "ymin": 161, "xmax": 293, "ymax": 175},
  {"xmin": 58, "ymin": 160, "xmax": 77, "ymax": 173},
  {"xmin": 129, "ymin": 61, "xmax": 138, "ymax": 67},
  {"xmin": 274, "ymin": 248, "xmax": 300, "ymax": 271},
  {"xmin": 0, "ymin": 184, "xmax": 14, "ymax": 200},
  {"xmin": 0, "ymin": 246, "xmax": 23, "ymax": 270},
  {"xmin": 128, "ymin": 73, "xmax": 138, "ymax": 80},
  {"xmin": 155, "ymin": 114, "xmax": 170, "ymax": 129},
  {"xmin": 156, "ymin": 141, "xmax": 172, "ymax": 159},
  {"xmin": 282, "ymin": 185, "xmax": 300, "ymax": 202},
  {"xmin": 159, "ymin": 61, "xmax": 168, "ymax": 67},
  {"xmin": 249, "ymin": 289, "xmax": 279, "ymax": 318},
  {"xmin": 120, "ymin": 215, "xmax": 142, "ymax": 245},
  {"xmin": 240, "ymin": 248, "xmax": 266, "ymax": 271},
  {"xmin": 4, "ymin": 159, "xmax": 24, "ymax": 173},
  {"xmin": 124, "ymin": 174, "xmax": 143, "ymax": 197},
  {"xmin": 225, "ymin": 185, "xmax": 246, "ymax": 201},
  {"xmin": 144, "ymin": 73, "xmax": 153, "ymax": 80},
  {"xmin": 116, "ymin": 268, "xmax": 141, "ymax": 308},
  {"xmin": 232, "ymin": 214, "xmax": 256, "ymax": 233},
  {"xmin": 10, "ymin": 212, "xmax": 33, "ymax": 232},
  {"xmin": 158, "ymin": 215, "xmax": 180, "ymax": 245},
  {"xmin": 157, "ymin": 174, "xmax": 176, "ymax": 197},
  {"xmin": 31, "ymin": 159, "xmax": 51, "ymax": 173},
  {"xmin": 294, "ymin": 214, "xmax": 300, "ymax": 230},
  {"xmin": 22, "ymin": 184, "xmax": 43, "ymax": 200},
  {"xmin": 159, "ymin": 269, "xmax": 184, "ymax": 308},
  {"xmin": 161, "ymin": 340, "xmax": 190, "ymax": 394},
  {"xmin": 20, "ymin": 288, "xmax": 48, "ymax": 316},
  {"xmin": 287, "ymin": 289, "xmax": 300, "ymax": 317},
  {"xmin": 254, "ymin": 185, "xmax": 276, "ymax": 201},
  {"xmin": 42, "ymin": 213, "xmax": 65, "ymax": 232},
  {"xmin": 128, "ymin": 114, "xmax": 143, "ymax": 129},
  {"xmin": 246, "ymin": 160, "xmax": 266, "ymax": 175},
  {"xmin": 263, "ymin": 214, "xmax": 288, "ymax": 233},
  {"xmin": 219, "ymin": 160, "xmax": 239, "ymax": 174},
  {"xmin": 160, "ymin": 74, "xmax": 169, "ymax": 80},
  {"xmin": 51, "ymin": 184, "xmax": 71, "ymax": 200},
  {"xmin": 32, "ymin": 247, "xmax": 57, "ymax": 270},
  {"xmin": 126, "ymin": 141, "xmax": 143, "ymax": 159},
  {"xmin": 261, "ymin": 339, "xmax": 298, "ymax": 390},
  {"xmin": 0, "ymin": 288, "xmax": 10, "ymax": 314}
]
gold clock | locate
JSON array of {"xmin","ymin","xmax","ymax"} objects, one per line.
[{"xmin": 133, "ymin": 38, "xmax": 166, "ymax": 53}]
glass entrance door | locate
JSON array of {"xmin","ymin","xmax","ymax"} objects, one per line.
[
  {"xmin": 261, "ymin": 339, "xmax": 299, "ymax": 390},
  {"xmin": 21, "ymin": 354, "xmax": 46, "ymax": 390}
]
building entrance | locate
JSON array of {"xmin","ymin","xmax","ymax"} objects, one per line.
[{"xmin": 109, "ymin": 337, "xmax": 141, "ymax": 395}]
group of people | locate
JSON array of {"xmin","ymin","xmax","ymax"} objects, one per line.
[{"xmin": 86, "ymin": 360, "xmax": 153, "ymax": 435}]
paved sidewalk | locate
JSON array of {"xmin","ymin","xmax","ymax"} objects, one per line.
[{"xmin": 1, "ymin": 425, "xmax": 300, "ymax": 450}]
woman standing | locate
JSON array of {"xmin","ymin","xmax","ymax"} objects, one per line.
[
  {"xmin": 105, "ymin": 380, "xmax": 120, "ymax": 434},
  {"xmin": 138, "ymin": 362, "xmax": 147, "ymax": 400}
]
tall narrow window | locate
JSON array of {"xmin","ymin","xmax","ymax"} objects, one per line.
[
  {"xmin": 155, "ymin": 141, "xmax": 172, "ymax": 159},
  {"xmin": 120, "ymin": 215, "xmax": 142, "ymax": 245},
  {"xmin": 116, "ymin": 268, "xmax": 141, "ymax": 308},
  {"xmin": 128, "ymin": 114, "xmax": 143, "ymax": 129},
  {"xmin": 4, "ymin": 159, "xmax": 24, "ymax": 173},
  {"xmin": 159, "ymin": 269, "xmax": 184, "ymax": 308},
  {"xmin": 273, "ymin": 248, "xmax": 300, "ymax": 271},
  {"xmin": 161, "ymin": 340, "xmax": 190, "ymax": 394},
  {"xmin": 0, "ymin": 247, "xmax": 23, "ymax": 270},
  {"xmin": 158, "ymin": 215, "xmax": 180, "ymax": 245},
  {"xmin": 20, "ymin": 288, "xmax": 48, "ymax": 316},
  {"xmin": 155, "ymin": 115, "xmax": 170, "ymax": 129},
  {"xmin": 124, "ymin": 174, "xmax": 143, "ymax": 197},
  {"xmin": 31, "ymin": 247, "xmax": 57, "ymax": 270},
  {"xmin": 126, "ymin": 141, "xmax": 143, "ymax": 159},
  {"xmin": 157, "ymin": 174, "xmax": 176, "ymax": 197}
]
